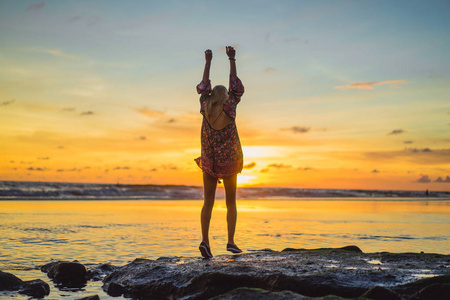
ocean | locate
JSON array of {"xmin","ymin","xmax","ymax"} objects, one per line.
[{"xmin": 0, "ymin": 181, "xmax": 449, "ymax": 299}]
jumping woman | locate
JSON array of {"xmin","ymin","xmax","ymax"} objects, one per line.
[{"xmin": 195, "ymin": 46, "xmax": 245, "ymax": 258}]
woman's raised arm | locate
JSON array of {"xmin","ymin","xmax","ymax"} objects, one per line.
[
  {"xmin": 226, "ymin": 46, "xmax": 237, "ymax": 78},
  {"xmin": 202, "ymin": 49, "xmax": 212, "ymax": 83}
]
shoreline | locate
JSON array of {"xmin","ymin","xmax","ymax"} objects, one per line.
[{"xmin": 2, "ymin": 246, "xmax": 449, "ymax": 299}]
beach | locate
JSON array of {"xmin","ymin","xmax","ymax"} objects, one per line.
[{"xmin": 1, "ymin": 198, "xmax": 449, "ymax": 299}]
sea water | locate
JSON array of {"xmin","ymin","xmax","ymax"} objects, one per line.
[{"xmin": 0, "ymin": 199, "xmax": 449, "ymax": 299}]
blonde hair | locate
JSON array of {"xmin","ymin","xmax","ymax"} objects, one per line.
[{"xmin": 206, "ymin": 85, "xmax": 228, "ymax": 118}]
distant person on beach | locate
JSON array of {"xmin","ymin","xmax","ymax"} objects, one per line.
[{"xmin": 195, "ymin": 46, "xmax": 245, "ymax": 258}]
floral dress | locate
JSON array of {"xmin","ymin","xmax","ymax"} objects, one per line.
[{"xmin": 195, "ymin": 75, "xmax": 245, "ymax": 179}]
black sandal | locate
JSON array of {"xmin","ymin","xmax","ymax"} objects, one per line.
[
  {"xmin": 199, "ymin": 242, "xmax": 213, "ymax": 259},
  {"xmin": 226, "ymin": 243, "xmax": 242, "ymax": 254}
]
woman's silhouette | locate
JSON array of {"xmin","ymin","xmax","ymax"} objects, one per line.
[{"xmin": 195, "ymin": 46, "xmax": 244, "ymax": 258}]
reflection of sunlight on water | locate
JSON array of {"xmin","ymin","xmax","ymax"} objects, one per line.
[{"xmin": 0, "ymin": 199, "xmax": 449, "ymax": 271}]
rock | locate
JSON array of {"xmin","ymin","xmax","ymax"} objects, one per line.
[
  {"xmin": 412, "ymin": 283, "xmax": 450, "ymax": 300},
  {"xmin": 102, "ymin": 247, "xmax": 450, "ymax": 300},
  {"xmin": 0, "ymin": 270, "xmax": 23, "ymax": 291},
  {"xmin": 46, "ymin": 261, "xmax": 88, "ymax": 287},
  {"xmin": 76, "ymin": 295, "xmax": 100, "ymax": 300},
  {"xmin": 105, "ymin": 282, "xmax": 126, "ymax": 297},
  {"xmin": 282, "ymin": 245, "xmax": 362, "ymax": 253},
  {"xmin": 393, "ymin": 274, "xmax": 450, "ymax": 299},
  {"xmin": 360, "ymin": 286, "xmax": 401, "ymax": 300},
  {"xmin": 340, "ymin": 245, "xmax": 363, "ymax": 253},
  {"xmin": 211, "ymin": 287, "xmax": 313, "ymax": 299},
  {"xmin": 19, "ymin": 279, "xmax": 50, "ymax": 298}
]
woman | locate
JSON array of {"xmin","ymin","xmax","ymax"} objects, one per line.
[{"xmin": 195, "ymin": 46, "xmax": 245, "ymax": 259}]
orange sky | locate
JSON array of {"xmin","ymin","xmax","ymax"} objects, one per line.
[{"xmin": 1, "ymin": 1, "xmax": 449, "ymax": 191}]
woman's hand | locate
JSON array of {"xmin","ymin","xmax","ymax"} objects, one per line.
[
  {"xmin": 226, "ymin": 46, "xmax": 235, "ymax": 59},
  {"xmin": 205, "ymin": 49, "xmax": 212, "ymax": 63}
]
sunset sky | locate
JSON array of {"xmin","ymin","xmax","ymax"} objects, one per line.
[{"xmin": 1, "ymin": 0, "xmax": 449, "ymax": 191}]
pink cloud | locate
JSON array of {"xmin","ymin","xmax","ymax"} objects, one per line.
[{"xmin": 335, "ymin": 80, "xmax": 407, "ymax": 90}]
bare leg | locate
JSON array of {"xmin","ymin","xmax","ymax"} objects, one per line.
[
  {"xmin": 223, "ymin": 174, "xmax": 237, "ymax": 244},
  {"xmin": 201, "ymin": 172, "xmax": 217, "ymax": 246}
]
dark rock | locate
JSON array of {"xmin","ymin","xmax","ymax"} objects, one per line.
[
  {"xmin": 46, "ymin": 261, "xmax": 87, "ymax": 287},
  {"xmin": 210, "ymin": 287, "xmax": 312, "ymax": 299},
  {"xmin": 393, "ymin": 274, "xmax": 450, "ymax": 298},
  {"xmin": 360, "ymin": 286, "xmax": 401, "ymax": 300},
  {"xmin": 340, "ymin": 245, "xmax": 363, "ymax": 253},
  {"xmin": 0, "ymin": 270, "xmax": 23, "ymax": 291},
  {"xmin": 19, "ymin": 279, "xmax": 50, "ymax": 298},
  {"xmin": 75, "ymin": 295, "xmax": 100, "ymax": 300},
  {"xmin": 412, "ymin": 283, "xmax": 450, "ymax": 300},
  {"xmin": 105, "ymin": 282, "xmax": 126, "ymax": 297},
  {"xmin": 282, "ymin": 245, "xmax": 362, "ymax": 253},
  {"xmin": 40, "ymin": 261, "xmax": 60, "ymax": 273},
  {"xmin": 102, "ymin": 248, "xmax": 449, "ymax": 300}
]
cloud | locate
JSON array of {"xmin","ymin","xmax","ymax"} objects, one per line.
[
  {"xmin": 435, "ymin": 176, "xmax": 450, "ymax": 183},
  {"xmin": 57, "ymin": 168, "xmax": 81, "ymax": 172},
  {"xmin": 26, "ymin": 1, "xmax": 45, "ymax": 11},
  {"xmin": 406, "ymin": 148, "xmax": 433, "ymax": 153},
  {"xmin": 27, "ymin": 167, "xmax": 48, "ymax": 171},
  {"xmin": 62, "ymin": 107, "xmax": 76, "ymax": 112},
  {"xmin": 32, "ymin": 49, "xmax": 79, "ymax": 60},
  {"xmin": 243, "ymin": 162, "xmax": 256, "ymax": 169},
  {"xmin": 268, "ymin": 163, "xmax": 292, "ymax": 169},
  {"xmin": 283, "ymin": 126, "xmax": 311, "ymax": 134},
  {"xmin": 417, "ymin": 175, "xmax": 431, "ymax": 183},
  {"xmin": 113, "ymin": 166, "xmax": 130, "ymax": 170},
  {"xmin": 167, "ymin": 118, "xmax": 175, "ymax": 123},
  {"xmin": 264, "ymin": 67, "xmax": 276, "ymax": 73},
  {"xmin": 138, "ymin": 136, "xmax": 146, "ymax": 140},
  {"xmin": 298, "ymin": 167, "xmax": 312, "ymax": 171},
  {"xmin": 1, "ymin": 99, "xmax": 15, "ymax": 106},
  {"xmin": 57, "ymin": 145, "xmax": 65, "ymax": 149},
  {"xmin": 403, "ymin": 140, "xmax": 414, "ymax": 144},
  {"xmin": 37, "ymin": 157, "xmax": 50, "ymax": 160},
  {"xmin": 388, "ymin": 129, "xmax": 405, "ymax": 135},
  {"xmin": 135, "ymin": 106, "xmax": 165, "ymax": 118},
  {"xmin": 372, "ymin": 169, "xmax": 380, "ymax": 173},
  {"xmin": 80, "ymin": 111, "xmax": 94, "ymax": 116},
  {"xmin": 261, "ymin": 163, "xmax": 292, "ymax": 171},
  {"xmin": 335, "ymin": 80, "xmax": 408, "ymax": 90},
  {"xmin": 162, "ymin": 164, "xmax": 177, "ymax": 170}
]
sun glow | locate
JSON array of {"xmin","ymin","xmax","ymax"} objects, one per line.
[{"xmin": 237, "ymin": 175, "xmax": 256, "ymax": 187}]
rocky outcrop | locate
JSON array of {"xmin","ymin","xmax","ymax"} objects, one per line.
[
  {"xmin": 0, "ymin": 270, "xmax": 23, "ymax": 291},
  {"xmin": 18, "ymin": 279, "xmax": 50, "ymax": 298},
  {"xmin": 102, "ymin": 246, "xmax": 450, "ymax": 300},
  {"xmin": 41, "ymin": 261, "xmax": 88, "ymax": 288}
]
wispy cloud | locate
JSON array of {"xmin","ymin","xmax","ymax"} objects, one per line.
[
  {"xmin": 243, "ymin": 162, "xmax": 256, "ymax": 169},
  {"xmin": 57, "ymin": 168, "xmax": 81, "ymax": 172},
  {"xmin": 135, "ymin": 106, "xmax": 165, "ymax": 118},
  {"xmin": 264, "ymin": 67, "xmax": 276, "ymax": 73},
  {"xmin": 404, "ymin": 140, "xmax": 414, "ymax": 144},
  {"xmin": 372, "ymin": 169, "xmax": 380, "ymax": 173},
  {"xmin": 388, "ymin": 129, "xmax": 405, "ymax": 135},
  {"xmin": 261, "ymin": 163, "xmax": 292, "ymax": 173},
  {"xmin": 26, "ymin": 167, "xmax": 49, "ymax": 171},
  {"xmin": 1, "ymin": 99, "xmax": 15, "ymax": 106},
  {"xmin": 113, "ymin": 166, "xmax": 130, "ymax": 170},
  {"xmin": 335, "ymin": 80, "xmax": 407, "ymax": 90},
  {"xmin": 80, "ymin": 111, "xmax": 94, "ymax": 116},
  {"xmin": 283, "ymin": 126, "xmax": 311, "ymax": 134},
  {"xmin": 31, "ymin": 49, "xmax": 79, "ymax": 60},
  {"xmin": 26, "ymin": 1, "xmax": 45, "ymax": 12}
]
